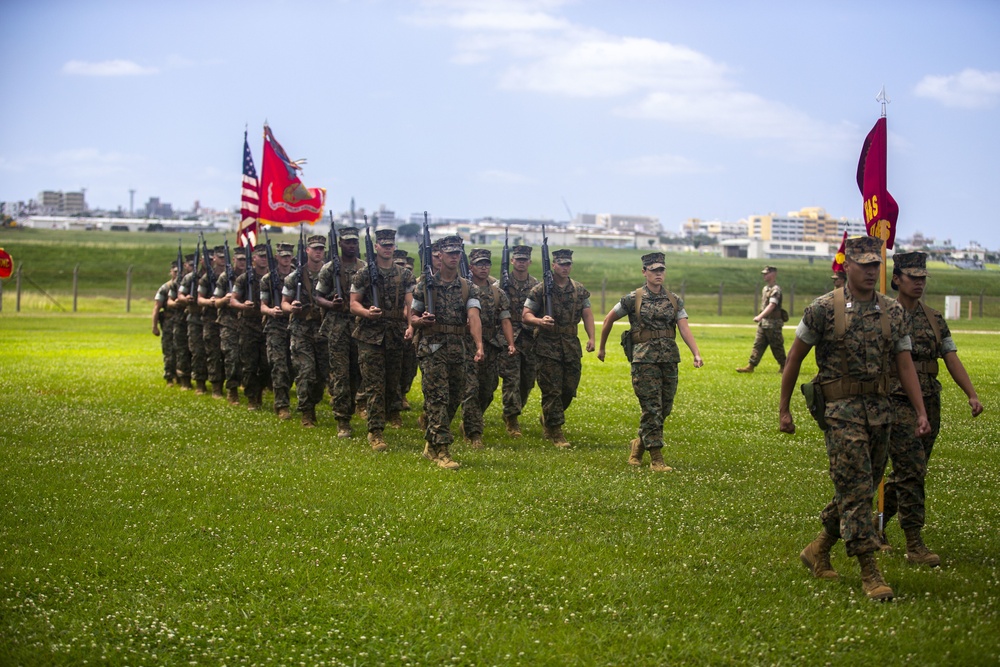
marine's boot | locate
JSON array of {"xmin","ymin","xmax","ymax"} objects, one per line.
[
  {"xmin": 904, "ymin": 528, "xmax": 941, "ymax": 567},
  {"xmin": 227, "ymin": 387, "xmax": 240, "ymax": 405},
  {"xmin": 628, "ymin": 438, "xmax": 645, "ymax": 466},
  {"xmin": 301, "ymin": 409, "xmax": 316, "ymax": 428},
  {"xmin": 388, "ymin": 413, "xmax": 403, "ymax": 429},
  {"xmin": 799, "ymin": 530, "xmax": 839, "ymax": 579},
  {"xmin": 337, "ymin": 419, "xmax": 352, "ymax": 439},
  {"xmin": 247, "ymin": 396, "xmax": 262, "ymax": 412},
  {"xmin": 469, "ymin": 434, "xmax": 485, "ymax": 450},
  {"xmin": 401, "ymin": 398, "xmax": 411, "ymax": 411},
  {"xmin": 211, "ymin": 382, "xmax": 224, "ymax": 399},
  {"xmin": 504, "ymin": 415, "xmax": 522, "ymax": 438},
  {"xmin": 858, "ymin": 552, "xmax": 894, "ymax": 601},
  {"xmin": 545, "ymin": 426, "xmax": 571, "ymax": 449},
  {"xmin": 276, "ymin": 407, "xmax": 292, "ymax": 421},
  {"xmin": 735, "ymin": 364, "xmax": 755, "ymax": 373},
  {"xmin": 368, "ymin": 430, "xmax": 388, "ymax": 452},
  {"xmin": 165, "ymin": 377, "xmax": 175, "ymax": 387},
  {"xmin": 648, "ymin": 447, "xmax": 672, "ymax": 472},
  {"xmin": 422, "ymin": 441, "xmax": 438, "ymax": 463},
  {"xmin": 195, "ymin": 380, "xmax": 208, "ymax": 395},
  {"xmin": 436, "ymin": 445, "xmax": 461, "ymax": 470},
  {"xmin": 178, "ymin": 377, "xmax": 192, "ymax": 391}
]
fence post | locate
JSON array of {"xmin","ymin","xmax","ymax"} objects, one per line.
[
  {"xmin": 73, "ymin": 263, "xmax": 80, "ymax": 312},
  {"xmin": 601, "ymin": 277, "xmax": 607, "ymax": 314},
  {"xmin": 717, "ymin": 281, "xmax": 724, "ymax": 316},
  {"xmin": 16, "ymin": 265, "xmax": 22, "ymax": 312},
  {"xmin": 126, "ymin": 264, "xmax": 133, "ymax": 313}
]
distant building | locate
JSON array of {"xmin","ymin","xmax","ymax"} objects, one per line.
[
  {"xmin": 681, "ymin": 218, "xmax": 748, "ymax": 240},
  {"xmin": 720, "ymin": 238, "xmax": 839, "ymax": 261},
  {"xmin": 144, "ymin": 197, "xmax": 174, "ymax": 218},
  {"xmin": 35, "ymin": 190, "xmax": 87, "ymax": 214},
  {"xmin": 748, "ymin": 207, "xmax": 864, "ymax": 243},
  {"xmin": 595, "ymin": 213, "xmax": 660, "ymax": 235}
]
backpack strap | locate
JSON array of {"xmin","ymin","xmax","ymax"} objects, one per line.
[{"xmin": 918, "ymin": 300, "xmax": 942, "ymax": 347}]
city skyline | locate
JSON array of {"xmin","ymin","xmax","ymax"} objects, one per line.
[{"xmin": 2, "ymin": 1, "xmax": 998, "ymax": 247}]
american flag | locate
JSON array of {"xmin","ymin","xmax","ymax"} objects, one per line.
[{"xmin": 238, "ymin": 129, "xmax": 260, "ymax": 247}]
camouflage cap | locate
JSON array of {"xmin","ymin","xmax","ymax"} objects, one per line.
[
  {"xmin": 761, "ymin": 265, "xmax": 777, "ymax": 274},
  {"xmin": 170, "ymin": 260, "xmax": 179, "ymax": 268},
  {"xmin": 893, "ymin": 251, "xmax": 929, "ymax": 277},
  {"xmin": 252, "ymin": 246, "xmax": 268, "ymax": 257},
  {"xmin": 404, "ymin": 256, "xmax": 415, "ymax": 268},
  {"xmin": 440, "ymin": 235, "xmax": 463, "ymax": 253},
  {"xmin": 431, "ymin": 239, "xmax": 444, "ymax": 253},
  {"xmin": 831, "ymin": 271, "xmax": 846, "ymax": 281},
  {"xmin": 392, "ymin": 249, "xmax": 409, "ymax": 259},
  {"xmin": 375, "ymin": 228, "xmax": 397, "ymax": 244},
  {"xmin": 642, "ymin": 252, "xmax": 665, "ymax": 270},
  {"xmin": 552, "ymin": 249, "xmax": 573, "ymax": 265},
  {"xmin": 276, "ymin": 242, "xmax": 295, "ymax": 257},
  {"xmin": 511, "ymin": 245, "xmax": 533, "ymax": 260},
  {"xmin": 338, "ymin": 226, "xmax": 360, "ymax": 240},
  {"xmin": 844, "ymin": 236, "xmax": 883, "ymax": 264},
  {"xmin": 470, "ymin": 248, "xmax": 492, "ymax": 265},
  {"xmin": 307, "ymin": 235, "xmax": 326, "ymax": 249},
  {"xmin": 234, "ymin": 247, "xmax": 247, "ymax": 258},
  {"xmin": 184, "ymin": 253, "xmax": 196, "ymax": 263}
]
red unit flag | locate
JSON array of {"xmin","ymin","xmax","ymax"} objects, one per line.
[
  {"xmin": 831, "ymin": 231, "xmax": 847, "ymax": 273},
  {"xmin": 238, "ymin": 129, "xmax": 260, "ymax": 247},
  {"xmin": 258, "ymin": 124, "xmax": 325, "ymax": 227},
  {"xmin": 856, "ymin": 117, "xmax": 899, "ymax": 249}
]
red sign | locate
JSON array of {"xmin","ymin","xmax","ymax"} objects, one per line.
[{"xmin": 0, "ymin": 248, "xmax": 13, "ymax": 279}]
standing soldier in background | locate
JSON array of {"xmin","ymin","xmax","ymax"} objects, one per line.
[
  {"xmin": 199, "ymin": 246, "xmax": 228, "ymax": 398},
  {"xmin": 461, "ymin": 248, "xmax": 516, "ymax": 449},
  {"xmin": 498, "ymin": 245, "xmax": 538, "ymax": 437},
  {"xmin": 214, "ymin": 247, "xmax": 244, "ymax": 405},
  {"xmin": 411, "ymin": 235, "xmax": 485, "ymax": 469},
  {"xmin": 780, "ymin": 236, "xmax": 930, "ymax": 602},
  {"xmin": 283, "ymin": 235, "xmax": 328, "ymax": 428},
  {"xmin": 597, "ymin": 253, "xmax": 704, "ymax": 471},
  {"xmin": 350, "ymin": 228, "xmax": 415, "ymax": 451},
  {"xmin": 231, "ymin": 246, "xmax": 270, "ymax": 411},
  {"xmin": 881, "ymin": 251, "xmax": 984, "ymax": 565},
  {"xmin": 152, "ymin": 261, "xmax": 179, "ymax": 386},
  {"xmin": 260, "ymin": 242, "xmax": 295, "ymax": 420},
  {"xmin": 168, "ymin": 254, "xmax": 194, "ymax": 390},
  {"xmin": 178, "ymin": 255, "xmax": 208, "ymax": 394},
  {"xmin": 737, "ymin": 266, "xmax": 786, "ymax": 373},
  {"xmin": 316, "ymin": 227, "xmax": 365, "ymax": 438},
  {"xmin": 522, "ymin": 249, "xmax": 595, "ymax": 448},
  {"xmin": 832, "ymin": 271, "xmax": 846, "ymax": 290}
]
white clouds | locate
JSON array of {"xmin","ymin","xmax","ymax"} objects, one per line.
[
  {"xmin": 62, "ymin": 59, "xmax": 158, "ymax": 76},
  {"xmin": 914, "ymin": 69, "xmax": 1000, "ymax": 109},
  {"xmin": 419, "ymin": 0, "xmax": 851, "ymax": 153}
]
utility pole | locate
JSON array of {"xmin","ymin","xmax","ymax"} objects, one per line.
[{"xmin": 129, "ymin": 189, "xmax": 135, "ymax": 216}]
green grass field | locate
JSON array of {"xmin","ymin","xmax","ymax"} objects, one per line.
[{"xmin": 1, "ymin": 313, "xmax": 998, "ymax": 665}]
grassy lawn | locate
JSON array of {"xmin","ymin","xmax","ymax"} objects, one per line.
[{"xmin": 1, "ymin": 313, "xmax": 998, "ymax": 665}]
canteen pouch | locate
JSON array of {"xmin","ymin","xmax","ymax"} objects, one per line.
[
  {"xmin": 620, "ymin": 329, "xmax": 634, "ymax": 362},
  {"xmin": 801, "ymin": 380, "xmax": 828, "ymax": 431},
  {"xmin": 781, "ymin": 308, "xmax": 790, "ymax": 322}
]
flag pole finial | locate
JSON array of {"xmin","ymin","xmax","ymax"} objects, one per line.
[{"xmin": 876, "ymin": 86, "xmax": 890, "ymax": 118}]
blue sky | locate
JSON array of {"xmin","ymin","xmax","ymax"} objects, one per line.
[{"xmin": 2, "ymin": 0, "xmax": 998, "ymax": 247}]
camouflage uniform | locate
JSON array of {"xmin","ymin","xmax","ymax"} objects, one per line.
[
  {"xmin": 233, "ymin": 265, "xmax": 268, "ymax": 408},
  {"xmin": 796, "ymin": 285, "xmax": 911, "ymax": 557},
  {"xmin": 284, "ymin": 264, "xmax": 327, "ymax": 418},
  {"xmin": 215, "ymin": 269, "xmax": 242, "ymax": 396},
  {"xmin": 399, "ymin": 255, "xmax": 419, "ymax": 406},
  {"xmin": 179, "ymin": 271, "xmax": 207, "ymax": 384},
  {"xmin": 199, "ymin": 267, "xmax": 225, "ymax": 390},
  {"xmin": 499, "ymin": 271, "xmax": 538, "ymax": 419},
  {"xmin": 525, "ymin": 278, "xmax": 591, "ymax": 429},
  {"xmin": 413, "ymin": 275, "xmax": 480, "ymax": 449},
  {"xmin": 351, "ymin": 260, "xmax": 415, "ymax": 433},
  {"xmin": 747, "ymin": 280, "xmax": 786, "ymax": 368},
  {"xmin": 154, "ymin": 279, "xmax": 177, "ymax": 382},
  {"xmin": 885, "ymin": 301, "xmax": 952, "ymax": 533},
  {"xmin": 316, "ymin": 256, "xmax": 365, "ymax": 422},
  {"xmin": 260, "ymin": 265, "xmax": 293, "ymax": 415},
  {"xmin": 614, "ymin": 286, "xmax": 688, "ymax": 450},
  {"xmin": 168, "ymin": 272, "xmax": 191, "ymax": 385},
  {"xmin": 462, "ymin": 276, "xmax": 511, "ymax": 438}
]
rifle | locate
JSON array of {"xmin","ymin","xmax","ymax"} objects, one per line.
[
  {"xmin": 262, "ymin": 226, "xmax": 282, "ymax": 309},
  {"xmin": 295, "ymin": 224, "xmax": 306, "ymax": 304},
  {"xmin": 421, "ymin": 211, "xmax": 434, "ymax": 315},
  {"xmin": 364, "ymin": 216, "xmax": 380, "ymax": 309},
  {"xmin": 244, "ymin": 236, "xmax": 256, "ymax": 306},
  {"xmin": 200, "ymin": 232, "xmax": 217, "ymax": 294},
  {"xmin": 500, "ymin": 225, "xmax": 511, "ymax": 291},
  {"xmin": 327, "ymin": 211, "xmax": 343, "ymax": 301},
  {"xmin": 459, "ymin": 238, "xmax": 472, "ymax": 281},
  {"xmin": 223, "ymin": 234, "xmax": 235, "ymax": 293},
  {"xmin": 187, "ymin": 234, "xmax": 201, "ymax": 307},
  {"xmin": 541, "ymin": 224, "xmax": 554, "ymax": 318},
  {"xmin": 175, "ymin": 236, "xmax": 184, "ymax": 289}
]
